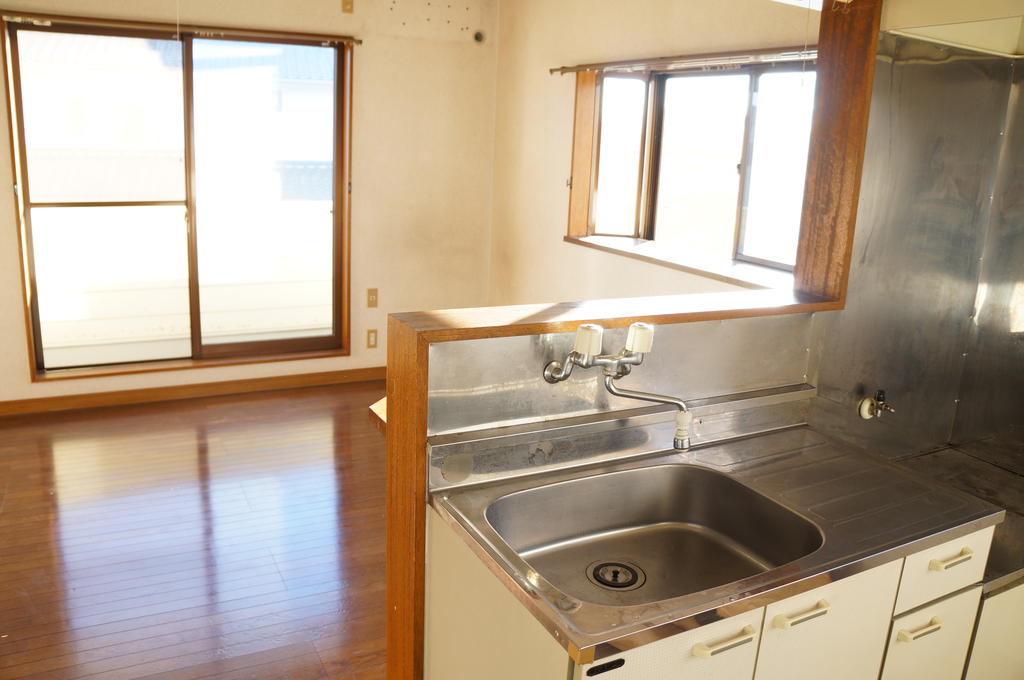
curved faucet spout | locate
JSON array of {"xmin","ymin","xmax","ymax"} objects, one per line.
[
  {"xmin": 603, "ymin": 375, "xmax": 692, "ymax": 451},
  {"xmin": 603, "ymin": 374, "xmax": 687, "ymax": 411}
]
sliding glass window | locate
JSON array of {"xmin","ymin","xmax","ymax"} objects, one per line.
[
  {"xmin": 7, "ymin": 19, "xmax": 351, "ymax": 370},
  {"xmin": 585, "ymin": 59, "xmax": 816, "ymax": 271}
]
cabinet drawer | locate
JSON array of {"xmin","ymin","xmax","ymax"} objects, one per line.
[
  {"xmin": 754, "ymin": 560, "xmax": 902, "ymax": 680},
  {"xmin": 895, "ymin": 526, "xmax": 993, "ymax": 614},
  {"xmin": 577, "ymin": 608, "xmax": 764, "ymax": 680},
  {"xmin": 881, "ymin": 585, "xmax": 982, "ymax": 680}
]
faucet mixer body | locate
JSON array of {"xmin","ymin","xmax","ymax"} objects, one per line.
[
  {"xmin": 543, "ymin": 323, "xmax": 692, "ymax": 451},
  {"xmin": 542, "ymin": 347, "xmax": 644, "ymax": 383}
]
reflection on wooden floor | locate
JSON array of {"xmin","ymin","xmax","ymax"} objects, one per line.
[{"xmin": 0, "ymin": 380, "xmax": 387, "ymax": 679}]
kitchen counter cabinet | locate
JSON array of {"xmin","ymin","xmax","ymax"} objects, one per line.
[
  {"xmin": 965, "ymin": 581, "xmax": 1024, "ymax": 680},
  {"xmin": 424, "ymin": 508, "xmax": 572, "ymax": 680},
  {"xmin": 423, "ymin": 428, "xmax": 1002, "ymax": 679},
  {"xmin": 576, "ymin": 609, "xmax": 764, "ymax": 680},
  {"xmin": 881, "ymin": 586, "xmax": 982, "ymax": 680},
  {"xmin": 426, "ymin": 507, "xmax": 995, "ymax": 680},
  {"xmin": 754, "ymin": 561, "xmax": 901, "ymax": 680}
]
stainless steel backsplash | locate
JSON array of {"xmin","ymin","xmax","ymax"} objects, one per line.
[
  {"xmin": 427, "ymin": 314, "xmax": 812, "ymax": 435},
  {"xmin": 811, "ymin": 34, "xmax": 1024, "ymax": 457},
  {"xmin": 953, "ymin": 64, "xmax": 1024, "ymax": 445}
]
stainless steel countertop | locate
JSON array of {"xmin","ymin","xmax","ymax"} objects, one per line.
[
  {"xmin": 432, "ymin": 426, "xmax": 1004, "ymax": 663},
  {"xmin": 896, "ymin": 440, "xmax": 1024, "ymax": 592}
]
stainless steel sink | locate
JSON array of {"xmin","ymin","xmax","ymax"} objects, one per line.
[
  {"xmin": 435, "ymin": 426, "xmax": 1002, "ymax": 656},
  {"xmin": 484, "ymin": 464, "xmax": 823, "ymax": 606}
]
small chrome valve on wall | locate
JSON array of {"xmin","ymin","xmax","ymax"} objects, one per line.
[{"xmin": 859, "ymin": 389, "xmax": 895, "ymax": 419}]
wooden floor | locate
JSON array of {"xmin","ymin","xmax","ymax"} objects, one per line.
[{"xmin": 0, "ymin": 381, "xmax": 387, "ymax": 680}]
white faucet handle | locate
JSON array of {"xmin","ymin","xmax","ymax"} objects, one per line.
[
  {"xmin": 573, "ymin": 323, "xmax": 604, "ymax": 356},
  {"xmin": 625, "ymin": 322, "xmax": 654, "ymax": 354}
]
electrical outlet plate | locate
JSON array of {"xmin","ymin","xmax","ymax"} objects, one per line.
[
  {"xmin": 367, "ymin": 329, "xmax": 378, "ymax": 348},
  {"xmin": 341, "ymin": 0, "xmax": 354, "ymax": 14},
  {"xmin": 367, "ymin": 288, "xmax": 378, "ymax": 308}
]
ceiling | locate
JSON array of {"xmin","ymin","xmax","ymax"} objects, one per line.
[
  {"xmin": 895, "ymin": 15, "xmax": 1024, "ymax": 57},
  {"xmin": 768, "ymin": 1, "xmax": 1024, "ymax": 58}
]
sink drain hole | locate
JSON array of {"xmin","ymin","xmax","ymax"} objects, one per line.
[{"xmin": 589, "ymin": 561, "xmax": 645, "ymax": 590}]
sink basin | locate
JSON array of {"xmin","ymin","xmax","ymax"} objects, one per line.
[{"xmin": 485, "ymin": 464, "xmax": 823, "ymax": 606}]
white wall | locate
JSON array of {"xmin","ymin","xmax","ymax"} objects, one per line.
[
  {"xmin": 0, "ymin": 0, "xmax": 498, "ymax": 401},
  {"xmin": 486, "ymin": 0, "xmax": 822, "ymax": 306}
]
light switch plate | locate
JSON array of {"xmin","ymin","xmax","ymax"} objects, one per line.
[
  {"xmin": 341, "ymin": 0, "xmax": 354, "ymax": 13},
  {"xmin": 367, "ymin": 288, "xmax": 378, "ymax": 308},
  {"xmin": 367, "ymin": 329, "xmax": 378, "ymax": 348}
]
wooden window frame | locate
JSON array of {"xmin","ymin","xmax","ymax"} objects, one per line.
[
  {"xmin": 588, "ymin": 71, "xmax": 651, "ymax": 239},
  {"xmin": 1, "ymin": 11, "xmax": 356, "ymax": 378},
  {"xmin": 573, "ymin": 55, "xmax": 818, "ymax": 277}
]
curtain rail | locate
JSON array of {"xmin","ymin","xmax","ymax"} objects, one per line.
[
  {"xmin": 551, "ymin": 46, "xmax": 816, "ymax": 75},
  {"xmin": 1, "ymin": 10, "xmax": 361, "ymax": 45}
]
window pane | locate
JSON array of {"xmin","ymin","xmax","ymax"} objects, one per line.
[
  {"xmin": 191, "ymin": 40, "xmax": 336, "ymax": 346},
  {"xmin": 740, "ymin": 71, "xmax": 816, "ymax": 267},
  {"xmin": 31, "ymin": 206, "xmax": 191, "ymax": 368},
  {"xmin": 653, "ymin": 74, "xmax": 750, "ymax": 258},
  {"xmin": 593, "ymin": 77, "xmax": 646, "ymax": 236},
  {"xmin": 16, "ymin": 31, "xmax": 185, "ymax": 203}
]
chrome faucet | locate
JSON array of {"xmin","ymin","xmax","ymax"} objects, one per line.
[{"xmin": 543, "ymin": 322, "xmax": 693, "ymax": 451}]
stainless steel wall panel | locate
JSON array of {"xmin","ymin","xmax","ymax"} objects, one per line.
[
  {"xmin": 427, "ymin": 314, "xmax": 812, "ymax": 435},
  {"xmin": 954, "ymin": 64, "xmax": 1024, "ymax": 444},
  {"xmin": 810, "ymin": 35, "xmax": 1013, "ymax": 458}
]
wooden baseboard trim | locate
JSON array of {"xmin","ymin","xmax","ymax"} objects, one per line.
[{"xmin": 0, "ymin": 366, "xmax": 386, "ymax": 417}]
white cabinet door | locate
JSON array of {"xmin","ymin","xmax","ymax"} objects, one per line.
[
  {"xmin": 754, "ymin": 560, "xmax": 902, "ymax": 680},
  {"xmin": 425, "ymin": 510, "xmax": 572, "ymax": 680},
  {"xmin": 965, "ymin": 582, "xmax": 1024, "ymax": 680},
  {"xmin": 577, "ymin": 608, "xmax": 764, "ymax": 680},
  {"xmin": 881, "ymin": 585, "xmax": 982, "ymax": 680},
  {"xmin": 894, "ymin": 526, "xmax": 993, "ymax": 614}
]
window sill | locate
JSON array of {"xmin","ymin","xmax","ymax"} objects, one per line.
[
  {"xmin": 565, "ymin": 235, "xmax": 795, "ymax": 291},
  {"xmin": 32, "ymin": 348, "xmax": 351, "ymax": 382}
]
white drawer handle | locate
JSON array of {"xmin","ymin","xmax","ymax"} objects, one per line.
[
  {"xmin": 692, "ymin": 625, "xmax": 756, "ymax": 658},
  {"xmin": 929, "ymin": 547, "xmax": 973, "ymax": 571},
  {"xmin": 773, "ymin": 600, "xmax": 831, "ymax": 629},
  {"xmin": 898, "ymin": 617, "xmax": 942, "ymax": 642}
]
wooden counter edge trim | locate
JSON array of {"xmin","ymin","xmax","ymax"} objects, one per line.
[
  {"xmin": 382, "ymin": 294, "xmax": 840, "ymax": 680},
  {"xmin": 394, "ymin": 289, "xmax": 841, "ymax": 343},
  {"xmin": 385, "ymin": 317, "xmax": 430, "ymax": 680},
  {"xmin": 0, "ymin": 366, "xmax": 385, "ymax": 417},
  {"xmin": 384, "ymin": 291, "xmax": 839, "ymax": 680}
]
